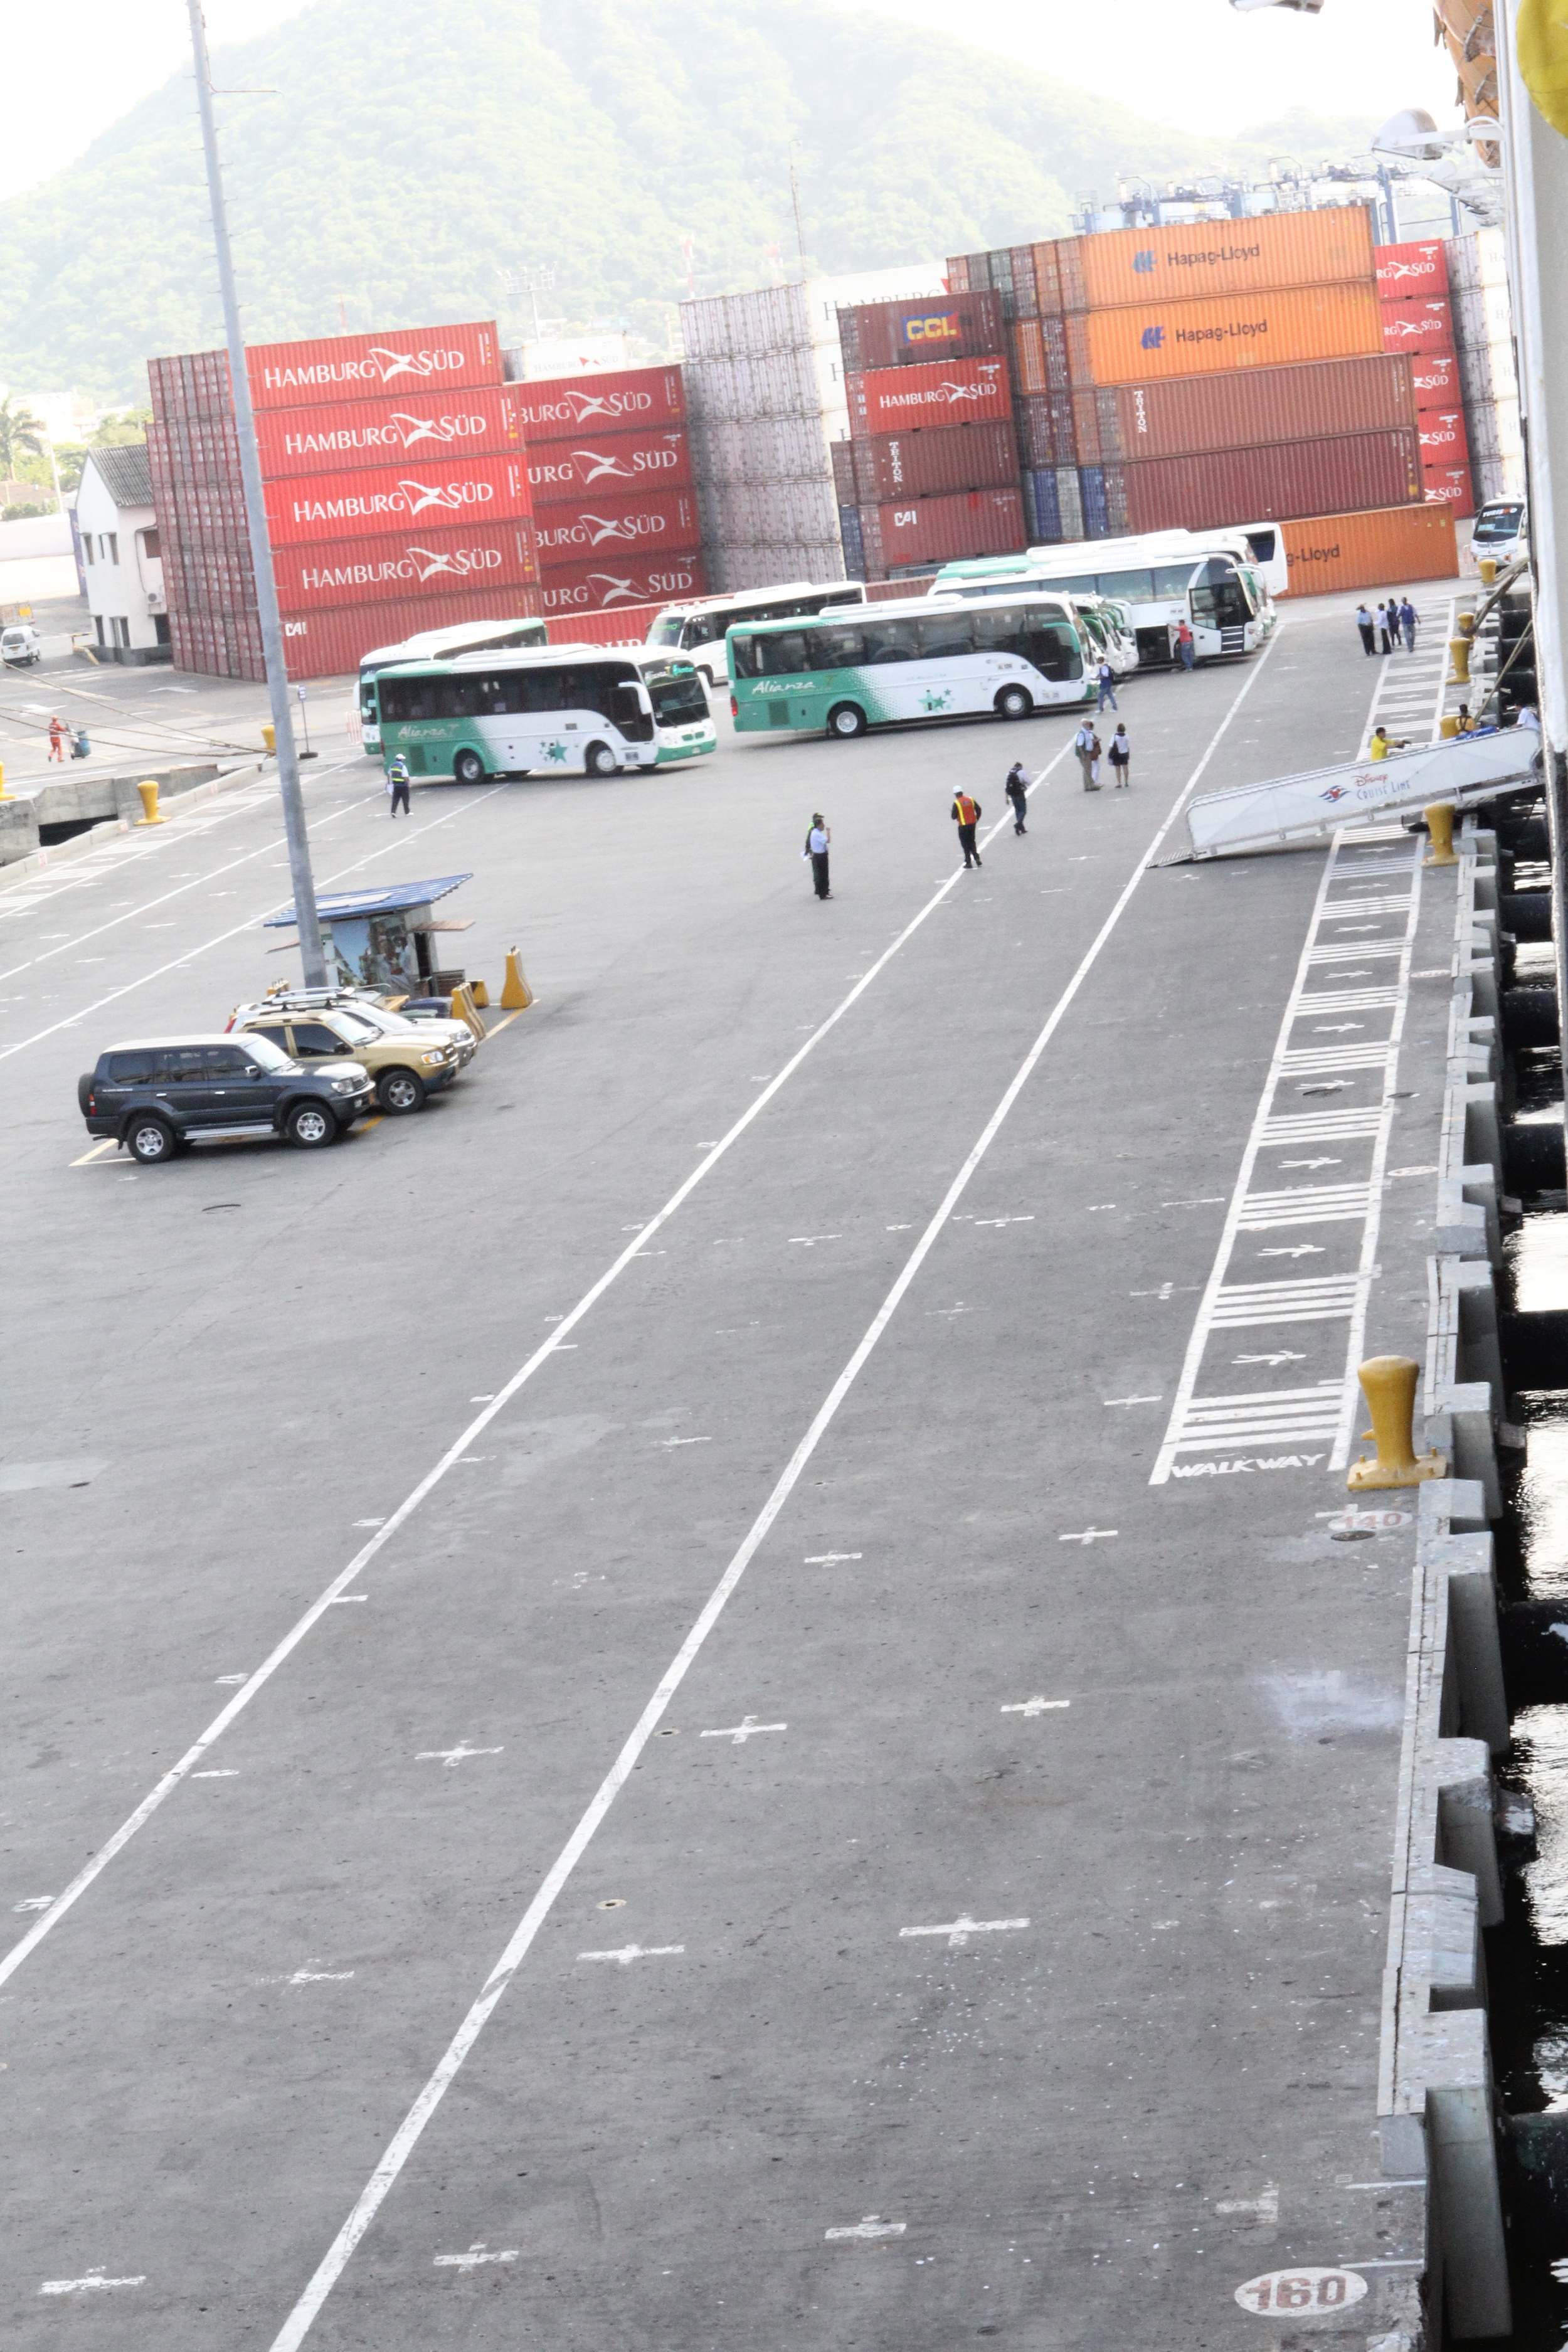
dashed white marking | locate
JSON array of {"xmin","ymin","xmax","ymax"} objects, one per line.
[
  {"xmin": 416, "ymin": 1743, "xmax": 502, "ymax": 1769},
  {"xmin": 659, "ymin": 1436, "xmax": 711, "ymax": 1449},
  {"xmin": 788, "ymin": 1234, "xmax": 842, "ymax": 1247},
  {"xmin": 39, "ymin": 2269, "xmax": 146, "ymax": 2296},
  {"xmin": 700, "ymin": 1716, "xmax": 786, "ymax": 1744},
  {"xmin": 1104, "ymin": 1394, "xmax": 1161, "ymax": 1407},
  {"xmin": 826, "ymin": 2216, "xmax": 906, "ymax": 2242},
  {"xmin": 433, "ymin": 2243, "xmax": 517, "ymax": 2270},
  {"xmin": 1000, "ymin": 1698, "xmax": 1069, "ymax": 1717},
  {"xmin": 900, "ymin": 1915, "xmax": 1029, "ymax": 1949},
  {"xmin": 13, "ymin": 1897, "xmax": 54, "ymax": 1913},
  {"xmin": 578, "ymin": 1942, "xmax": 684, "ymax": 1965},
  {"xmin": 1059, "ymin": 1526, "xmax": 1117, "ymax": 1545},
  {"xmin": 192, "ymin": 1770, "xmax": 238, "ymax": 1779}
]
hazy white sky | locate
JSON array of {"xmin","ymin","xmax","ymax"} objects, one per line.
[{"xmin": 1, "ymin": 0, "xmax": 1459, "ymax": 203}]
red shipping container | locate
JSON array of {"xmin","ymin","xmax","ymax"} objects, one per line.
[
  {"xmin": 848, "ymin": 356, "xmax": 1012, "ymax": 437},
  {"xmin": 837, "ymin": 292, "xmax": 1007, "ymax": 373},
  {"xmin": 511, "ymin": 367, "xmax": 686, "ymax": 445},
  {"xmin": 527, "ymin": 425, "xmax": 692, "ymax": 503},
  {"xmin": 1085, "ymin": 352, "xmax": 1417, "ymax": 463},
  {"xmin": 254, "ymin": 386, "xmax": 524, "ymax": 479},
  {"xmin": 1410, "ymin": 347, "xmax": 1461, "ymax": 408},
  {"xmin": 1380, "ymin": 299, "xmax": 1454, "ymax": 355},
  {"xmin": 1421, "ymin": 458, "xmax": 1475, "ymax": 514},
  {"xmin": 860, "ymin": 487, "xmax": 1025, "ymax": 571},
  {"xmin": 1099, "ymin": 430, "xmax": 1421, "ymax": 536},
  {"xmin": 275, "ymin": 588, "xmax": 544, "ymax": 682},
  {"xmin": 849, "ymin": 420, "xmax": 1019, "ymax": 501},
  {"xmin": 538, "ymin": 552, "xmax": 707, "ymax": 615},
  {"xmin": 534, "ymin": 488, "xmax": 700, "ymax": 565},
  {"xmin": 1375, "ymin": 240, "xmax": 1449, "ymax": 302},
  {"xmin": 263, "ymin": 454, "xmax": 531, "ymax": 549},
  {"xmin": 544, "ymin": 601, "xmax": 669, "ymax": 648},
  {"xmin": 273, "ymin": 518, "xmax": 538, "ymax": 614},
  {"xmin": 1417, "ymin": 409, "xmax": 1471, "ymax": 463},
  {"xmin": 246, "ymin": 320, "xmax": 501, "ymax": 410}
]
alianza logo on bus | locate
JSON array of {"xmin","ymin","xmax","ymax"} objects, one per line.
[
  {"xmin": 259, "ymin": 346, "xmax": 474, "ymax": 393},
  {"xmin": 280, "ymin": 411, "xmax": 499, "ymax": 459},
  {"xmin": 287, "ymin": 477, "xmax": 499, "ymax": 524},
  {"xmin": 297, "ymin": 543, "xmax": 507, "ymax": 591},
  {"xmin": 535, "ymin": 509, "xmax": 681, "ymax": 552}
]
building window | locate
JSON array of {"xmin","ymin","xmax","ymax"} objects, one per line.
[
  {"xmin": 83, "ymin": 535, "xmax": 95, "ymax": 564},
  {"xmin": 106, "ymin": 532, "xmax": 119, "ymax": 564},
  {"xmin": 154, "ymin": 614, "xmax": 171, "ymax": 645},
  {"xmin": 94, "ymin": 614, "xmax": 105, "ymax": 645},
  {"xmin": 142, "ymin": 529, "xmax": 160, "ymax": 559},
  {"xmin": 113, "ymin": 617, "xmax": 130, "ymax": 649}
]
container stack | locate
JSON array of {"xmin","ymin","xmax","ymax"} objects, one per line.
[
  {"xmin": 149, "ymin": 320, "xmax": 539, "ymax": 681},
  {"xmin": 1374, "ymin": 240, "xmax": 1474, "ymax": 517},
  {"xmin": 679, "ymin": 267, "xmax": 943, "ymax": 591},
  {"xmin": 926, "ymin": 205, "xmax": 1441, "ymax": 554},
  {"xmin": 1444, "ymin": 227, "xmax": 1523, "ymax": 509},
  {"xmin": 834, "ymin": 291, "xmax": 1025, "ymax": 580},
  {"xmin": 504, "ymin": 365, "xmax": 705, "ymax": 619}
]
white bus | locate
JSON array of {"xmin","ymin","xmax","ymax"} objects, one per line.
[
  {"xmin": 373, "ymin": 644, "xmax": 714, "ymax": 781},
  {"xmin": 645, "ymin": 579, "xmax": 869, "ymax": 691},
  {"xmin": 358, "ymin": 614, "xmax": 548, "ymax": 755},
  {"xmin": 931, "ymin": 529, "xmax": 1278, "ymax": 667}
]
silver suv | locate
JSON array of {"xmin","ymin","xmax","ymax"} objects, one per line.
[{"xmin": 229, "ymin": 987, "xmax": 477, "ymax": 1068}]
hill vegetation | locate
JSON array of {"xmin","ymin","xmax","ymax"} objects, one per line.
[{"xmin": 0, "ymin": 0, "xmax": 1381, "ymax": 401}]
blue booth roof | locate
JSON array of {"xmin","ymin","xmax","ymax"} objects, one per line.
[{"xmin": 263, "ymin": 874, "xmax": 472, "ymax": 929}]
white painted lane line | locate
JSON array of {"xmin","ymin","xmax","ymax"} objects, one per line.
[
  {"xmin": 261, "ymin": 637, "xmax": 1288, "ymax": 2352},
  {"xmin": 433, "ymin": 2243, "xmax": 517, "ymax": 2269},
  {"xmin": 416, "ymin": 1744, "xmax": 503, "ymax": 1768},
  {"xmin": 1059, "ymin": 1526, "xmax": 1117, "ymax": 1544},
  {"xmin": 39, "ymin": 2269, "xmax": 146, "ymax": 2295},
  {"xmin": 899, "ymin": 1915, "xmax": 1029, "ymax": 1949},
  {"xmin": 577, "ymin": 1943, "xmax": 684, "ymax": 1965},
  {"xmin": 699, "ymin": 1717, "xmax": 786, "ymax": 1744},
  {"xmin": 804, "ymin": 1551, "xmax": 861, "ymax": 1562},
  {"xmin": 826, "ymin": 2217, "xmax": 906, "ymax": 2241},
  {"xmin": 1000, "ymin": 1698, "xmax": 1069, "ymax": 1716}
]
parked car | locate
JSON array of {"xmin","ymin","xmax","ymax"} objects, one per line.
[
  {"xmin": 1, "ymin": 623, "xmax": 41, "ymax": 666},
  {"xmin": 228, "ymin": 985, "xmax": 477, "ymax": 1068},
  {"xmin": 78, "ymin": 1033, "xmax": 375, "ymax": 1163},
  {"xmin": 230, "ymin": 1002, "xmax": 461, "ymax": 1114}
]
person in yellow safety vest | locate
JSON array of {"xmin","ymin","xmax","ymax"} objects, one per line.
[
  {"xmin": 951, "ymin": 790, "xmax": 982, "ymax": 869},
  {"xmin": 1367, "ymin": 724, "xmax": 1408, "ymax": 762}
]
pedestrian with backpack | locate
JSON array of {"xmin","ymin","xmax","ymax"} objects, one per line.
[
  {"xmin": 1108, "ymin": 723, "xmax": 1131, "ymax": 788},
  {"xmin": 1004, "ymin": 761, "xmax": 1029, "ymax": 834},
  {"xmin": 951, "ymin": 788, "xmax": 982, "ymax": 867},
  {"xmin": 1096, "ymin": 658, "xmax": 1118, "ymax": 712},
  {"xmin": 1073, "ymin": 718, "xmax": 1099, "ymax": 791}
]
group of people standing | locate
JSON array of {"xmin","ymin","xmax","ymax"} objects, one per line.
[{"xmin": 1356, "ymin": 597, "xmax": 1420, "ymax": 656}]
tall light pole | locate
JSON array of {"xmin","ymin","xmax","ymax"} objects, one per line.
[{"xmin": 186, "ymin": 0, "xmax": 327, "ymax": 988}]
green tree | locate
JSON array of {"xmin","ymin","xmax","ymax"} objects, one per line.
[{"xmin": 0, "ymin": 393, "xmax": 45, "ymax": 477}]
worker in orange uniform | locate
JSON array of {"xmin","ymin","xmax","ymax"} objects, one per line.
[{"xmin": 951, "ymin": 789, "xmax": 982, "ymax": 868}]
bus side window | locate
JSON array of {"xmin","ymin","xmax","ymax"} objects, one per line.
[
  {"xmin": 972, "ymin": 605, "xmax": 1025, "ymax": 656},
  {"xmin": 730, "ymin": 634, "xmax": 759, "ymax": 679},
  {"xmin": 1022, "ymin": 625, "xmax": 1080, "ymax": 681},
  {"xmin": 862, "ymin": 619, "xmax": 919, "ymax": 665},
  {"xmin": 517, "ymin": 670, "xmax": 566, "ymax": 714},
  {"xmin": 810, "ymin": 625, "xmax": 865, "ymax": 668},
  {"xmin": 689, "ymin": 612, "xmax": 729, "ymax": 647},
  {"xmin": 760, "ymin": 632, "xmax": 812, "ymax": 676},
  {"xmin": 1151, "ymin": 563, "xmax": 1198, "ymax": 597},
  {"xmin": 916, "ymin": 614, "xmax": 974, "ymax": 660}
]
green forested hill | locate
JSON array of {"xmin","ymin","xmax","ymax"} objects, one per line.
[{"xmin": 0, "ymin": 0, "xmax": 1374, "ymax": 401}]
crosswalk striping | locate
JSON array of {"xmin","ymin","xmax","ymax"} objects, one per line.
[
  {"xmin": 1237, "ymin": 1184, "xmax": 1375, "ymax": 1229},
  {"xmin": 1207, "ymin": 1276, "xmax": 1364, "ymax": 1327},
  {"xmin": 1164, "ymin": 1381, "xmax": 1345, "ymax": 1453}
]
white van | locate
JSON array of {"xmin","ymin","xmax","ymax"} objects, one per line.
[
  {"xmin": 1471, "ymin": 499, "xmax": 1527, "ymax": 566},
  {"xmin": 1, "ymin": 623, "xmax": 42, "ymax": 666}
]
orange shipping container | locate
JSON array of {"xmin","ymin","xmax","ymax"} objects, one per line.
[
  {"xmin": 1069, "ymin": 203, "xmax": 1375, "ymax": 312},
  {"xmin": 1274, "ymin": 503, "xmax": 1458, "ymax": 599},
  {"xmin": 1081, "ymin": 281, "xmax": 1385, "ymax": 387}
]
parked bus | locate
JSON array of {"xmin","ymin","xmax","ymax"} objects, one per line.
[
  {"xmin": 931, "ymin": 529, "xmax": 1276, "ymax": 666},
  {"xmin": 728, "ymin": 591, "xmax": 1092, "ymax": 741},
  {"xmin": 646, "ymin": 579, "xmax": 869, "ymax": 691},
  {"xmin": 372, "ymin": 644, "xmax": 713, "ymax": 781},
  {"xmin": 358, "ymin": 615, "xmax": 548, "ymax": 755}
]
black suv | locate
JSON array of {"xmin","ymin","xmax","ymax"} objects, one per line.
[{"xmin": 78, "ymin": 1033, "xmax": 376, "ymax": 1163}]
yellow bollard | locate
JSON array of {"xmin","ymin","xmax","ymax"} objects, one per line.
[
  {"xmin": 1458, "ymin": 609, "xmax": 1476, "ymax": 637},
  {"xmin": 1346, "ymin": 1356, "xmax": 1448, "ymax": 1491},
  {"xmin": 1424, "ymin": 803, "xmax": 1458, "ymax": 866},
  {"xmin": 1448, "ymin": 634, "xmax": 1471, "ymax": 686},
  {"xmin": 449, "ymin": 981, "xmax": 485, "ymax": 1039},
  {"xmin": 0, "ymin": 759, "xmax": 11, "ymax": 800},
  {"xmin": 469, "ymin": 978, "xmax": 490, "ymax": 1009},
  {"xmin": 1439, "ymin": 712, "xmax": 1460, "ymax": 740},
  {"xmin": 499, "ymin": 947, "xmax": 534, "ymax": 1011},
  {"xmin": 135, "ymin": 780, "xmax": 166, "ymax": 826},
  {"xmin": 262, "ymin": 723, "xmax": 276, "ymax": 756},
  {"xmin": 1480, "ymin": 557, "xmax": 1497, "ymax": 586}
]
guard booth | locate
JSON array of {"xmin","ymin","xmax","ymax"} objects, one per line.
[{"xmin": 263, "ymin": 875, "xmax": 475, "ymax": 997}]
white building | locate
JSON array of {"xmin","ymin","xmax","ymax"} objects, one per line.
[{"xmin": 76, "ymin": 445, "xmax": 168, "ymax": 664}]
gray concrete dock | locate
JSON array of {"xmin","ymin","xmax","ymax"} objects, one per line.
[{"xmin": 0, "ymin": 586, "xmax": 1466, "ymax": 2349}]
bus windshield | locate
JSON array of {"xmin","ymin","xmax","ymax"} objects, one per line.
[
  {"xmin": 638, "ymin": 660, "xmax": 710, "ymax": 724},
  {"xmin": 647, "ymin": 615, "xmax": 686, "ymax": 648}
]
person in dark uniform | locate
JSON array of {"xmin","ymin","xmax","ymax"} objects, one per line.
[
  {"xmin": 1004, "ymin": 761, "xmax": 1029, "ymax": 834},
  {"xmin": 951, "ymin": 789, "xmax": 982, "ymax": 867},
  {"xmin": 386, "ymin": 752, "xmax": 411, "ymax": 817},
  {"xmin": 805, "ymin": 812, "xmax": 831, "ymax": 899},
  {"xmin": 1355, "ymin": 603, "xmax": 1377, "ymax": 656}
]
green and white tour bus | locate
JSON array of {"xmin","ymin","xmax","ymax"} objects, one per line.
[
  {"xmin": 358, "ymin": 614, "xmax": 548, "ymax": 756},
  {"xmin": 728, "ymin": 591, "xmax": 1093, "ymax": 741},
  {"xmin": 931, "ymin": 529, "xmax": 1277, "ymax": 668},
  {"xmin": 373, "ymin": 644, "xmax": 714, "ymax": 781},
  {"xmin": 645, "ymin": 579, "xmax": 870, "ymax": 691}
]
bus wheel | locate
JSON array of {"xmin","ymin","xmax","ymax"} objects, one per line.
[
  {"xmin": 585, "ymin": 741, "xmax": 619, "ymax": 776},
  {"xmin": 827, "ymin": 703, "xmax": 867, "ymax": 739},
  {"xmin": 453, "ymin": 748, "xmax": 486, "ymax": 785},
  {"xmin": 995, "ymin": 684, "xmax": 1034, "ymax": 720}
]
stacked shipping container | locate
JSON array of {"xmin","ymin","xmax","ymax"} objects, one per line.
[
  {"xmin": 502, "ymin": 365, "xmax": 704, "ymax": 616},
  {"xmin": 149, "ymin": 319, "xmax": 540, "ymax": 682},
  {"xmin": 1373, "ymin": 241, "xmax": 1475, "ymax": 516}
]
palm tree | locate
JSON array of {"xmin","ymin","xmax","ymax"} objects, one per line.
[{"xmin": 0, "ymin": 393, "xmax": 46, "ymax": 479}]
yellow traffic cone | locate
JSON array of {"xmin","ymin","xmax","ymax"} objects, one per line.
[
  {"xmin": 1424, "ymin": 803, "xmax": 1458, "ymax": 866},
  {"xmin": 1346, "ymin": 1356, "xmax": 1448, "ymax": 1491},
  {"xmin": 500, "ymin": 948, "xmax": 533, "ymax": 1010},
  {"xmin": 135, "ymin": 780, "xmax": 167, "ymax": 826},
  {"xmin": 470, "ymin": 978, "xmax": 490, "ymax": 1009}
]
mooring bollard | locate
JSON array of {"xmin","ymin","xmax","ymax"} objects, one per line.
[
  {"xmin": 262, "ymin": 724, "xmax": 276, "ymax": 756},
  {"xmin": 1346, "ymin": 1355, "xmax": 1448, "ymax": 1491},
  {"xmin": 1448, "ymin": 635, "xmax": 1471, "ymax": 686},
  {"xmin": 1439, "ymin": 713, "xmax": 1460, "ymax": 740},
  {"xmin": 500, "ymin": 948, "xmax": 534, "ymax": 1010},
  {"xmin": 1424, "ymin": 802, "xmax": 1458, "ymax": 866},
  {"xmin": 1480, "ymin": 557, "xmax": 1498, "ymax": 586},
  {"xmin": 135, "ymin": 780, "xmax": 166, "ymax": 827}
]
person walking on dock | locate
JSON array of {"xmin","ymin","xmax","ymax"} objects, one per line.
[
  {"xmin": 48, "ymin": 712, "xmax": 65, "ymax": 761},
  {"xmin": 1004, "ymin": 761, "xmax": 1029, "ymax": 834},
  {"xmin": 386, "ymin": 753, "xmax": 411, "ymax": 817},
  {"xmin": 1096, "ymin": 658, "xmax": 1118, "ymax": 712},
  {"xmin": 804, "ymin": 812, "xmax": 831, "ymax": 898},
  {"xmin": 951, "ymin": 789, "xmax": 982, "ymax": 867},
  {"xmin": 1399, "ymin": 596, "xmax": 1418, "ymax": 653},
  {"xmin": 1073, "ymin": 719, "xmax": 1099, "ymax": 792},
  {"xmin": 1376, "ymin": 603, "xmax": 1393, "ymax": 654},
  {"xmin": 1108, "ymin": 722, "xmax": 1131, "ymax": 788},
  {"xmin": 1173, "ymin": 619, "xmax": 1195, "ymax": 670},
  {"xmin": 1355, "ymin": 603, "xmax": 1377, "ymax": 656}
]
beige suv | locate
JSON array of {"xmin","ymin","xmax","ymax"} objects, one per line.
[{"xmin": 231, "ymin": 1005, "xmax": 460, "ymax": 1115}]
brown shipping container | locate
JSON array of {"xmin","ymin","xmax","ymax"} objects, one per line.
[
  {"xmin": 264, "ymin": 455, "xmax": 531, "ymax": 549},
  {"xmin": 1044, "ymin": 204, "xmax": 1375, "ymax": 314},
  {"xmin": 1274, "ymin": 503, "xmax": 1458, "ymax": 598},
  {"xmin": 1080, "ymin": 281, "xmax": 1384, "ymax": 386},
  {"xmin": 831, "ymin": 441, "xmax": 858, "ymax": 504},
  {"xmin": 1411, "ymin": 348, "xmax": 1461, "ymax": 408},
  {"xmin": 838, "ymin": 292, "xmax": 1006, "ymax": 373},
  {"xmin": 1087, "ymin": 353, "xmax": 1417, "ymax": 464},
  {"xmin": 273, "ymin": 519, "xmax": 538, "ymax": 615},
  {"xmin": 1380, "ymin": 298, "xmax": 1455, "ymax": 356},
  {"xmin": 254, "ymin": 386, "xmax": 524, "ymax": 480},
  {"xmin": 246, "ymin": 320, "xmax": 501, "ymax": 411},
  {"xmin": 1100, "ymin": 430, "xmax": 1421, "ymax": 537},
  {"xmin": 527, "ymin": 425, "xmax": 692, "ymax": 504},
  {"xmin": 538, "ymin": 552, "xmax": 707, "ymax": 615},
  {"xmin": 511, "ymin": 368, "xmax": 686, "ymax": 446},
  {"xmin": 1375, "ymin": 240, "xmax": 1449, "ymax": 302},
  {"xmin": 275, "ymin": 588, "xmax": 544, "ymax": 682},
  {"xmin": 861, "ymin": 487, "xmax": 1025, "ymax": 572},
  {"xmin": 849, "ymin": 421, "xmax": 1018, "ymax": 501},
  {"xmin": 849, "ymin": 356, "xmax": 1011, "ymax": 436},
  {"xmin": 1421, "ymin": 458, "xmax": 1475, "ymax": 515},
  {"xmin": 533, "ymin": 488, "xmax": 700, "ymax": 566},
  {"xmin": 543, "ymin": 601, "xmax": 669, "ymax": 649}
]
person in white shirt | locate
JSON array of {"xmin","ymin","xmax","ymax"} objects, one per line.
[{"xmin": 804, "ymin": 813, "xmax": 831, "ymax": 899}]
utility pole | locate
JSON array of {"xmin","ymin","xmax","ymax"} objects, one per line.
[{"xmin": 185, "ymin": 0, "xmax": 326, "ymax": 988}]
